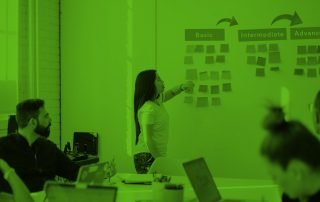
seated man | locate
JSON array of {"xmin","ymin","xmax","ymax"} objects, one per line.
[{"xmin": 0, "ymin": 99, "xmax": 80, "ymax": 193}]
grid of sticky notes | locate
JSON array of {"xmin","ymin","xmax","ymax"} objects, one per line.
[
  {"xmin": 246, "ymin": 43, "xmax": 281, "ymax": 77},
  {"xmin": 184, "ymin": 43, "xmax": 232, "ymax": 107},
  {"xmin": 294, "ymin": 45, "xmax": 320, "ymax": 78},
  {"xmin": 184, "ymin": 68, "xmax": 232, "ymax": 107}
]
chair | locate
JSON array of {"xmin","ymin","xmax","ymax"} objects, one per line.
[
  {"xmin": 148, "ymin": 156, "xmax": 187, "ymax": 176},
  {"xmin": 7, "ymin": 115, "xmax": 17, "ymax": 135}
]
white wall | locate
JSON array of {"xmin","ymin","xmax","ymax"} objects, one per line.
[
  {"xmin": 61, "ymin": 0, "xmax": 320, "ymax": 178},
  {"xmin": 61, "ymin": 0, "xmax": 135, "ymax": 172}
]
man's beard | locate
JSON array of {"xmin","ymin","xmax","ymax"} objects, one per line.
[{"xmin": 34, "ymin": 122, "xmax": 51, "ymax": 138}]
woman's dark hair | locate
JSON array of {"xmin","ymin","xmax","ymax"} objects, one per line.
[
  {"xmin": 134, "ymin": 70, "xmax": 157, "ymax": 144},
  {"xmin": 261, "ymin": 106, "xmax": 320, "ymax": 170},
  {"xmin": 16, "ymin": 99, "xmax": 45, "ymax": 128}
]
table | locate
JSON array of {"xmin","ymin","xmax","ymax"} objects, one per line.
[{"xmin": 29, "ymin": 173, "xmax": 281, "ymax": 202}]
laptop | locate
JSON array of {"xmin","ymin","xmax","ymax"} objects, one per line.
[
  {"xmin": 77, "ymin": 161, "xmax": 108, "ymax": 185},
  {"xmin": 183, "ymin": 158, "xmax": 245, "ymax": 202},
  {"xmin": 44, "ymin": 181, "xmax": 117, "ymax": 202}
]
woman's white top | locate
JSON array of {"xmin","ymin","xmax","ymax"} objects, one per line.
[{"xmin": 134, "ymin": 98, "xmax": 170, "ymax": 158}]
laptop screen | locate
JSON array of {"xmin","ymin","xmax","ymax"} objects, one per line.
[
  {"xmin": 183, "ymin": 157, "xmax": 221, "ymax": 202},
  {"xmin": 77, "ymin": 161, "xmax": 108, "ymax": 184},
  {"xmin": 45, "ymin": 183, "xmax": 117, "ymax": 202}
]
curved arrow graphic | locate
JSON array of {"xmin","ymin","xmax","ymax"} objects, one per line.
[
  {"xmin": 217, "ymin": 16, "xmax": 238, "ymax": 26},
  {"xmin": 271, "ymin": 11, "xmax": 302, "ymax": 26}
]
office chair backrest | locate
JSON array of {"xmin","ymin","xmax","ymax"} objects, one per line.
[{"xmin": 7, "ymin": 115, "xmax": 18, "ymax": 135}]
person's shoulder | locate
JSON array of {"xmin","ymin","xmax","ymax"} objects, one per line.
[{"xmin": 140, "ymin": 101, "xmax": 156, "ymax": 111}]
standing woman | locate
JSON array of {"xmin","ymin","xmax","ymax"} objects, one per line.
[{"xmin": 133, "ymin": 69, "xmax": 194, "ymax": 174}]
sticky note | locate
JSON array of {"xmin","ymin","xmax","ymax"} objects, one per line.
[
  {"xmin": 210, "ymin": 85, "xmax": 220, "ymax": 94},
  {"xmin": 199, "ymin": 71, "xmax": 209, "ymax": 80},
  {"xmin": 198, "ymin": 85, "xmax": 208, "ymax": 93},
  {"xmin": 246, "ymin": 45, "xmax": 256, "ymax": 53},
  {"xmin": 184, "ymin": 56, "xmax": 193, "ymax": 64},
  {"xmin": 196, "ymin": 97, "xmax": 209, "ymax": 107},
  {"xmin": 220, "ymin": 44, "xmax": 229, "ymax": 53},
  {"xmin": 268, "ymin": 52, "xmax": 281, "ymax": 64},
  {"xmin": 308, "ymin": 45, "xmax": 318, "ymax": 54},
  {"xmin": 318, "ymin": 56, "xmax": 320, "ymax": 64},
  {"xmin": 257, "ymin": 44, "xmax": 268, "ymax": 52},
  {"xmin": 222, "ymin": 83, "xmax": 232, "ymax": 92},
  {"xmin": 194, "ymin": 45, "xmax": 204, "ymax": 53},
  {"xmin": 317, "ymin": 46, "xmax": 320, "ymax": 53},
  {"xmin": 297, "ymin": 46, "xmax": 307, "ymax": 54},
  {"xmin": 222, "ymin": 70, "xmax": 231, "ymax": 80},
  {"xmin": 216, "ymin": 55, "xmax": 225, "ymax": 63},
  {"xmin": 307, "ymin": 68, "xmax": 317, "ymax": 78},
  {"xmin": 269, "ymin": 43, "xmax": 279, "ymax": 52},
  {"xmin": 210, "ymin": 71, "xmax": 219, "ymax": 81},
  {"xmin": 211, "ymin": 97, "xmax": 221, "ymax": 106},
  {"xmin": 294, "ymin": 68, "xmax": 304, "ymax": 76},
  {"xmin": 184, "ymin": 96, "xmax": 193, "ymax": 104},
  {"xmin": 206, "ymin": 45, "xmax": 215, "ymax": 53},
  {"xmin": 257, "ymin": 57, "xmax": 266, "ymax": 66},
  {"xmin": 308, "ymin": 56, "xmax": 318, "ymax": 65},
  {"xmin": 256, "ymin": 68, "xmax": 265, "ymax": 77},
  {"xmin": 186, "ymin": 45, "xmax": 195, "ymax": 53},
  {"xmin": 186, "ymin": 69, "xmax": 198, "ymax": 80},
  {"xmin": 270, "ymin": 67, "xmax": 280, "ymax": 72},
  {"xmin": 297, "ymin": 57, "xmax": 307, "ymax": 66},
  {"xmin": 205, "ymin": 56, "xmax": 214, "ymax": 64},
  {"xmin": 247, "ymin": 56, "xmax": 256, "ymax": 65}
]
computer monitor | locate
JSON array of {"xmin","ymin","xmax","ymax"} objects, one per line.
[{"xmin": 73, "ymin": 132, "xmax": 98, "ymax": 155}]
